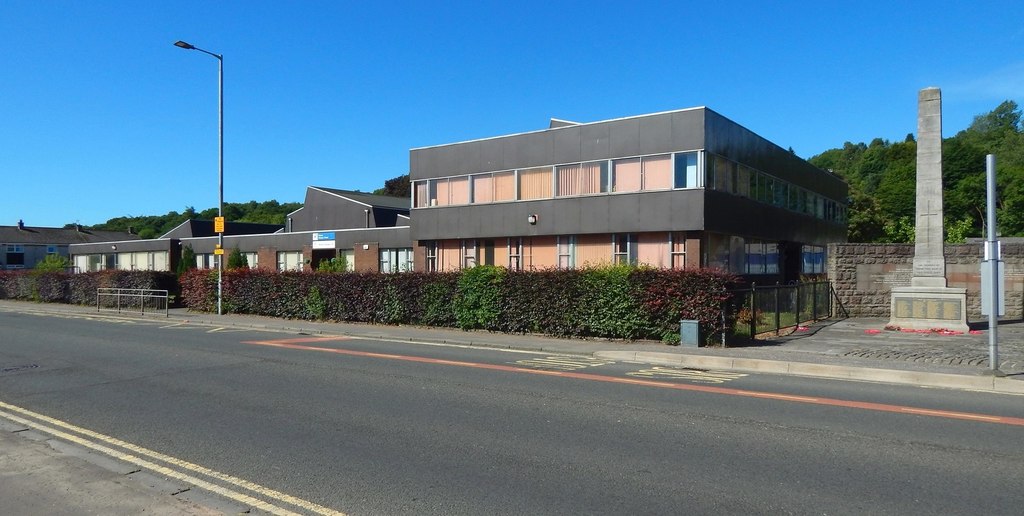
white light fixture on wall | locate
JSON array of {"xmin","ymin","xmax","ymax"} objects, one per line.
[{"xmin": 527, "ymin": 214, "xmax": 538, "ymax": 225}]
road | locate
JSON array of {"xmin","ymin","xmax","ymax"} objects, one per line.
[{"xmin": 1, "ymin": 308, "xmax": 1022, "ymax": 515}]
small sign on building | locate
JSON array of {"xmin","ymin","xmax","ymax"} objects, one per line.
[{"xmin": 312, "ymin": 231, "xmax": 336, "ymax": 250}]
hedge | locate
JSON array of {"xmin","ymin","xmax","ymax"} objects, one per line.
[
  {"xmin": 181, "ymin": 266, "xmax": 735, "ymax": 343},
  {"xmin": 0, "ymin": 270, "xmax": 179, "ymax": 305}
]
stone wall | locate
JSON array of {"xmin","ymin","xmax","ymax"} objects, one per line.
[{"xmin": 828, "ymin": 243, "xmax": 1024, "ymax": 320}]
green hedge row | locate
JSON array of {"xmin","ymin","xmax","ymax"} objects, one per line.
[
  {"xmin": 0, "ymin": 270, "xmax": 179, "ymax": 305},
  {"xmin": 181, "ymin": 266, "xmax": 735, "ymax": 342}
]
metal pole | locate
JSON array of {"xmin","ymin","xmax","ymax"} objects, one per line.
[
  {"xmin": 774, "ymin": 282, "xmax": 781, "ymax": 333},
  {"xmin": 217, "ymin": 54, "xmax": 223, "ymax": 316},
  {"xmin": 749, "ymin": 283, "xmax": 756, "ymax": 338},
  {"xmin": 175, "ymin": 41, "xmax": 224, "ymax": 316},
  {"xmin": 985, "ymin": 154, "xmax": 999, "ymax": 373}
]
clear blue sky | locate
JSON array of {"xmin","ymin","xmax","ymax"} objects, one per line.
[{"xmin": 3, "ymin": 1, "xmax": 1022, "ymax": 228}]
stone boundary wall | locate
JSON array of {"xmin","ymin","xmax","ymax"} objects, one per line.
[{"xmin": 828, "ymin": 243, "xmax": 1024, "ymax": 320}]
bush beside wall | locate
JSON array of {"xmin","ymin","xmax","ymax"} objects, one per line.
[
  {"xmin": 181, "ymin": 266, "xmax": 735, "ymax": 342},
  {"xmin": 0, "ymin": 270, "xmax": 179, "ymax": 305}
]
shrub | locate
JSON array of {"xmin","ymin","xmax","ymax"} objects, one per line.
[
  {"xmin": 453, "ymin": 266, "xmax": 505, "ymax": 330},
  {"xmin": 0, "ymin": 269, "xmax": 179, "ymax": 306},
  {"xmin": 177, "ymin": 245, "xmax": 197, "ymax": 276},
  {"xmin": 227, "ymin": 248, "xmax": 249, "ymax": 270},
  {"xmin": 180, "ymin": 266, "xmax": 736, "ymax": 342}
]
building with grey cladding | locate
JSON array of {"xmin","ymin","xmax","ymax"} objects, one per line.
[
  {"xmin": 409, "ymin": 106, "xmax": 848, "ymax": 281},
  {"xmin": 68, "ymin": 106, "xmax": 846, "ymax": 278}
]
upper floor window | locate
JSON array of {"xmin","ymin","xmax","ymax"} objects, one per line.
[
  {"xmin": 673, "ymin": 152, "xmax": 699, "ymax": 188},
  {"xmin": 518, "ymin": 167, "xmax": 553, "ymax": 200},
  {"xmin": 556, "ymin": 161, "xmax": 608, "ymax": 197}
]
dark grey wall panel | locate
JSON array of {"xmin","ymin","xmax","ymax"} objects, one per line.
[
  {"xmin": 479, "ymin": 138, "xmax": 504, "ymax": 172},
  {"xmin": 704, "ymin": 109, "xmax": 847, "ymax": 201},
  {"xmin": 639, "ymin": 114, "xmax": 674, "ymax": 155},
  {"xmin": 671, "ymin": 110, "xmax": 705, "ymax": 150},
  {"xmin": 551, "ymin": 125, "xmax": 582, "ymax": 164},
  {"xmin": 580, "ymin": 123, "xmax": 611, "ymax": 161},
  {"xmin": 456, "ymin": 141, "xmax": 482, "ymax": 176},
  {"xmin": 608, "ymin": 118, "xmax": 641, "ymax": 158},
  {"xmin": 292, "ymin": 189, "xmax": 370, "ymax": 231},
  {"xmin": 702, "ymin": 190, "xmax": 846, "ymax": 244}
]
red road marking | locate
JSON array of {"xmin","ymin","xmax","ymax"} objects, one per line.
[
  {"xmin": 242, "ymin": 337, "xmax": 351, "ymax": 345},
  {"xmin": 238, "ymin": 338, "xmax": 1024, "ymax": 427}
]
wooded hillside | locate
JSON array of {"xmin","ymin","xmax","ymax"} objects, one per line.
[{"xmin": 810, "ymin": 100, "xmax": 1024, "ymax": 242}]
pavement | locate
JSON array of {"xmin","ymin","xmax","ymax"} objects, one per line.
[{"xmin": 1, "ymin": 299, "xmax": 1023, "ymax": 514}]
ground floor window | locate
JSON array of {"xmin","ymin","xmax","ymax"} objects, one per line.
[
  {"xmin": 380, "ymin": 248, "xmax": 413, "ymax": 273},
  {"xmin": 802, "ymin": 245, "xmax": 826, "ymax": 274},
  {"xmin": 670, "ymin": 232, "xmax": 687, "ymax": 269},
  {"xmin": 277, "ymin": 251, "xmax": 302, "ymax": 271},
  {"xmin": 507, "ymin": 238, "xmax": 522, "ymax": 270},
  {"xmin": 557, "ymin": 236, "xmax": 576, "ymax": 269},
  {"xmin": 462, "ymin": 240, "xmax": 477, "ymax": 268},
  {"xmin": 424, "ymin": 242, "xmax": 438, "ymax": 272},
  {"xmin": 612, "ymin": 234, "xmax": 637, "ymax": 265}
]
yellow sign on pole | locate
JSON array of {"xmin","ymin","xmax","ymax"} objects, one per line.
[
  {"xmin": 214, "ymin": 248, "xmax": 225, "ymax": 256},
  {"xmin": 214, "ymin": 216, "xmax": 225, "ymax": 233}
]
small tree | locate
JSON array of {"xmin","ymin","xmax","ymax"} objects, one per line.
[
  {"xmin": 227, "ymin": 248, "xmax": 249, "ymax": 270},
  {"xmin": 178, "ymin": 245, "xmax": 197, "ymax": 276},
  {"xmin": 34, "ymin": 254, "xmax": 71, "ymax": 273}
]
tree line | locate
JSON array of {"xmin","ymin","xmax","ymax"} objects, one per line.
[
  {"xmin": 71, "ymin": 200, "xmax": 303, "ymax": 239},
  {"xmin": 810, "ymin": 100, "xmax": 1024, "ymax": 242}
]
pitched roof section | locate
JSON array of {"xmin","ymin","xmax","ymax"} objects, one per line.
[
  {"xmin": 0, "ymin": 224, "xmax": 140, "ymax": 245},
  {"xmin": 159, "ymin": 220, "xmax": 284, "ymax": 239},
  {"xmin": 309, "ymin": 187, "xmax": 410, "ymax": 211}
]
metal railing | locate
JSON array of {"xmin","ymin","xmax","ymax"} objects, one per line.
[
  {"xmin": 96, "ymin": 288, "xmax": 169, "ymax": 317},
  {"xmin": 721, "ymin": 281, "xmax": 846, "ymax": 343}
]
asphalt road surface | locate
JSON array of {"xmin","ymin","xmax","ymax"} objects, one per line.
[{"xmin": 1, "ymin": 308, "xmax": 1022, "ymax": 515}]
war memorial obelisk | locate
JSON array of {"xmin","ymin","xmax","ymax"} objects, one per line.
[{"xmin": 888, "ymin": 88, "xmax": 969, "ymax": 332}]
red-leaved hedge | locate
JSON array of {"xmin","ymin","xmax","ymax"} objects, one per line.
[{"xmin": 181, "ymin": 266, "xmax": 735, "ymax": 343}]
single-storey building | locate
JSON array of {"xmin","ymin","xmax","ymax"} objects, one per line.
[
  {"xmin": 1, "ymin": 220, "xmax": 138, "ymax": 270},
  {"xmin": 69, "ymin": 187, "xmax": 411, "ymax": 273}
]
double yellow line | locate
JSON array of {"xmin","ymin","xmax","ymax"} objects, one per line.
[{"xmin": 0, "ymin": 401, "xmax": 346, "ymax": 516}]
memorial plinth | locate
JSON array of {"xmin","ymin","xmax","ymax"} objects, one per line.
[{"xmin": 888, "ymin": 88, "xmax": 968, "ymax": 332}]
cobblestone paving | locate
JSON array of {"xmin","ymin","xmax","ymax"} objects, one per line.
[
  {"xmin": 841, "ymin": 347, "xmax": 1024, "ymax": 372},
  {"xmin": 773, "ymin": 318, "xmax": 1024, "ymax": 373}
]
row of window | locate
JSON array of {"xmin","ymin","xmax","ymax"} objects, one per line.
[
  {"xmin": 413, "ymin": 152, "xmax": 702, "ymax": 208},
  {"xmin": 412, "ymin": 151, "xmax": 847, "ymax": 227},
  {"xmin": 4, "ymin": 244, "xmax": 60, "ymax": 253},
  {"xmin": 706, "ymin": 234, "xmax": 827, "ymax": 275},
  {"xmin": 424, "ymin": 233, "xmax": 691, "ymax": 271},
  {"xmin": 707, "ymin": 155, "xmax": 847, "ymax": 224},
  {"xmin": 74, "ymin": 252, "xmax": 170, "ymax": 272}
]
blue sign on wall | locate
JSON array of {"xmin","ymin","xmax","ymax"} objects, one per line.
[{"xmin": 312, "ymin": 232, "xmax": 336, "ymax": 241}]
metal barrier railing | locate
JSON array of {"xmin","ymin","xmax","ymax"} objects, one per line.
[
  {"xmin": 96, "ymin": 288, "xmax": 169, "ymax": 317},
  {"xmin": 722, "ymin": 281, "xmax": 845, "ymax": 342}
]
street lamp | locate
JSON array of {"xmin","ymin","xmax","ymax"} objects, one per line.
[{"xmin": 174, "ymin": 40, "xmax": 225, "ymax": 315}]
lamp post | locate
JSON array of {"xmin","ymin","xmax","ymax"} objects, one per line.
[{"xmin": 174, "ymin": 40, "xmax": 224, "ymax": 315}]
